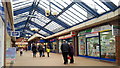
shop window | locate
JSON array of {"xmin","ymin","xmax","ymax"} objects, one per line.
[
  {"xmin": 87, "ymin": 37, "xmax": 100, "ymax": 57},
  {"xmin": 100, "ymin": 31, "xmax": 116, "ymax": 59},
  {"xmin": 78, "ymin": 36, "xmax": 86, "ymax": 55}
]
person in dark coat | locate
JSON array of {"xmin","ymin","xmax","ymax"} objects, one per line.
[
  {"xmin": 69, "ymin": 42, "xmax": 74, "ymax": 63},
  {"xmin": 61, "ymin": 40, "xmax": 69, "ymax": 64},
  {"xmin": 32, "ymin": 44, "xmax": 37, "ymax": 57},
  {"xmin": 38, "ymin": 44, "xmax": 43, "ymax": 57}
]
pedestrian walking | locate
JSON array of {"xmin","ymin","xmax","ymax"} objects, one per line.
[
  {"xmin": 32, "ymin": 44, "xmax": 37, "ymax": 57},
  {"xmin": 42, "ymin": 44, "xmax": 45, "ymax": 57},
  {"xmin": 20, "ymin": 47, "xmax": 23, "ymax": 56},
  {"xmin": 68, "ymin": 42, "xmax": 74, "ymax": 63},
  {"xmin": 61, "ymin": 40, "xmax": 70, "ymax": 64},
  {"xmin": 38, "ymin": 44, "xmax": 43, "ymax": 57},
  {"xmin": 46, "ymin": 46, "xmax": 50, "ymax": 57}
]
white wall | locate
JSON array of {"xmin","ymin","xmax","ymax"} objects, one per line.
[{"xmin": 0, "ymin": 16, "xmax": 5, "ymax": 68}]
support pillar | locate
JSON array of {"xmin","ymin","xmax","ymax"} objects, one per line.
[
  {"xmin": 115, "ymin": 36, "xmax": 120, "ymax": 65},
  {"xmin": 56, "ymin": 38, "xmax": 59, "ymax": 53},
  {"xmin": 110, "ymin": 19, "xmax": 120, "ymax": 65},
  {"xmin": 72, "ymin": 31, "xmax": 78, "ymax": 56}
]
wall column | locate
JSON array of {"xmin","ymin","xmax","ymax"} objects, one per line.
[
  {"xmin": 110, "ymin": 19, "xmax": 120, "ymax": 65},
  {"xmin": 72, "ymin": 31, "xmax": 78, "ymax": 56}
]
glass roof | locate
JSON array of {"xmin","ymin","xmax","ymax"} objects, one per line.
[
  {"xmin": 0, "ymin": 1, "xmax": 5, "ymax": 19},
  {"xmin": 39, "ymin": 30, "xmax": 50, "ymax": 36},
  {"xmin": 45, "ymin": 21, "xmax": 65, "ymax": 33},
  {"xmin": 12, "ymin": 0, "xmax": 119, "ymax": 37}
]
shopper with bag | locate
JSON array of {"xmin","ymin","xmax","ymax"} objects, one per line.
[{"xmin": 68, "ymin": 42, "xmax": 74, "ymax": 63}]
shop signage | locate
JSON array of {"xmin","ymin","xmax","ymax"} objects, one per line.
[
  {"xmin": 58, "ymin": 34, "xmax": 72, "ymax": 40},
  {"xmin": 112, "ymin": 25, "xmax": 120, "ymax": 36},
  {"xmin": 92, "ymin": 25, "xmax": 111, "ymax": 32},
  {"xmin": 86, "ymin": 33, "xmax": 99, "ymax": 37},
  {"xmin": 78, "ymin": 25, "xmax": 112, "ymax": 36},
  {"xmin": 11, "ymin": 31, "xmax": 20, "ymax": 37},
  {"xmin": 15, "ymin": 42, "xmax": 28, "ymax": 45},
  {"xmin": 6, "ymin": 47, "xmax": 16, "ymax": 61},
  {"xmin": 71, "ymin": 31, "xmax": 76, "ymax": 36},
  {"xmin": 50, "ymin": 39, "xmax": 55, "ymax": 42}
]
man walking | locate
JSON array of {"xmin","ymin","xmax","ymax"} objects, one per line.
[
  {"xmin": 38, "ymin": 44, "xmax": 43, "ymax": 57},
  {"xmin": 61, "ymin": 40, "xmax": 69, "ymax": 64}
]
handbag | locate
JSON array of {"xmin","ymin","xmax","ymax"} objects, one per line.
[{"xmin": 67, "ymin": 56, "xmax": 71, "ymax": 59}]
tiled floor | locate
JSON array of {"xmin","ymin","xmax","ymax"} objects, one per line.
[{"xmin": 11, "ymin": 51, "xmax": 116, "ymax": 66}]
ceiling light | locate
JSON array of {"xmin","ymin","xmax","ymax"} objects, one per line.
[{"xmin": 102, "ymin": 32, "xmax": 109, "ymax": 34}]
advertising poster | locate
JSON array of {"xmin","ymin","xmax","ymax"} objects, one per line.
[{"xmin": 6, "ymin": 47, "xmax": 16, "ymax": 60}]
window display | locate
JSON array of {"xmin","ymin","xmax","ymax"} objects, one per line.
[
  {"xmin": 87, "ymin": 37, "xmax": 100, "ymax": 57},
  {"xmin": 100, "ymin": 31, "xmax": 116, "ymax": 59},
  {"xmin": 78, "ymin": 36, "xmax": 86, "ymax": 55}
]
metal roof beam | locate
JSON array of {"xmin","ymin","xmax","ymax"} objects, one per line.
[
  {"xmin": 23, "ymin": 0, "xmax": 41, "ymax": 32},
  {"xmin": 51, "ymin": 2, "xmax": 62, "ymax": 10},
  {"xmin": 26, "ymin": 28, "xmax": 46, "ymax": 37},
  {"xmin": 0, "ymin": 6, "xmax": 4, "ymax": 11},
  {"xmin": 29, "ymin": 21, "xmax": 54, "ymax": 35},
  {"xmin": 14, "ymin": 6, "xmax": 32, "ymax": 16},
  {"xmin": 13, "ymin": 1, "xmax": 32, "ymax": 8},
  {"xmin": 15, "ymin": 27, "xmax": 46, "ymax": 37},
  {"xmin": 35, "ymin": 6, "xmax": 70, "ymax": 28},
  {"xmin": 99, "ymin": 0, "xmax": 117, "ymax": 11},
  {"xmin": 14, "ymin": 20, "xmax": 27, "ymax": 27},
  {"xmin": 77, "ymin": 1, "xmax": 99, "ymax": 16}
]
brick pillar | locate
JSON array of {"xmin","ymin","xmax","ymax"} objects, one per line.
[
  {"xmin": 110, "ymin": 19, "xmax": 120, "ymax": 65},
  {"xmin": 56, "ymin": 38, "xmax": 59, "ymax": 53},
  {"xmin": 115, "ymin": 36, "xmax": 120, "ymax": 65},
  {"xmin": 72, "ymin": 31, "xmax": 78, "ymax": 56}
]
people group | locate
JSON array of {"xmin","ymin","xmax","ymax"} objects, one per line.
[
  {"xmin": 31, "ymin": 43, "xmax": 50, "ymax": 58},
  {"xmin": 61, "ymin": 40, "xmax": 74, "ymax": 64},
  {"xmin": 31, "ymin": 41, "xmax": 75, "ymax": 65}
]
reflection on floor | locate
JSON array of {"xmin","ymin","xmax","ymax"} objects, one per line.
[{"xmin": 11, "ymin": 51, "xmax": 116, "ymax": 66}]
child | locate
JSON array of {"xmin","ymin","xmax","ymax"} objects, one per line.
[
  {"xmin": 20, "ymin": 48, "xmax": 23, "ymax": 56},
  {"xmin": 46, "ymin": 46, "xmax": 50, "ymax": 57}
]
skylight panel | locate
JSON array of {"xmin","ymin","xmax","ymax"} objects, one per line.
[{"xmin": 58, "ymin": 16, "xmax": 73, "ymax": 26}]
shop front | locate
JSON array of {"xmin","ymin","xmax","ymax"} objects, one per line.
[
  {"xmin": 78, "ymin": 25, "xmax": 116, "ymax": 62},
  {"xmin": 58, "ymin": 34, "xmax": 73, "ymax": 53},
  {"xmin": 50, "ymin": 39, "xmax": 57, "ymax": 53}
]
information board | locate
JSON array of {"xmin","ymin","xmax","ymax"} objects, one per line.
[{"xmin": 6, "ymin": 47, "xmax": 16, "ymax": 60}]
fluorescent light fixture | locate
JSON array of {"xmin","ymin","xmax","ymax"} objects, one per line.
[
  {"xmin": 102, "ymin": 32, "xmax": 109, "ymax": 34},
  {"xmin": 29, "ymin": 35, "xmax": 31, "ymax": 36},
  {"xmin": 26, "ymin": 34, "xmax": 28, "ymax": 36}
]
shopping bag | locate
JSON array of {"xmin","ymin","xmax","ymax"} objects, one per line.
[{"xmin": 67, "ymin": 56, "xmax": 71, "ymax": 59}]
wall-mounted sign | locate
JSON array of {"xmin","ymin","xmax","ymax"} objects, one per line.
[
  {"xmin": 71, "ymin": 31, "xmax": 76, "ymax": 36},
  {"xmin": 58, "ymin": 34, "xmax": 72, "ymax": 40},
  {"xmin": 6, "ymin": 47, "xmax": 16, "ymax": 61},
  {"xmin": 15, "ymin": 42, "xmax": 28, "ymax": 45},
  {"xmin": 112, "ymin": 25, "xmax": 120, "ymax": 36},
  {"xmin": 78, "ymin": 25, "xmax": 112, "ymax": 36},
  {"xmin": 11, "ymin": 31, "xmax": 20, "ymax": 37},
  {"xmin": 86, "ymin": 33, "xmax": 99, "ymax": 37}
]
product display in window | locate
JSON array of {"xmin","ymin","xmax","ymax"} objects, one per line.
[
  {"xmin": 87, "ymin": 37, "xmax": 100, "ymax": 57},
  {"xmin": 100, "ymin": 31, "xmax": 116, "ymax": 59},
  {"xmin": 78, "ymin": 36, "xmax": 86, "ymax": 55}
]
